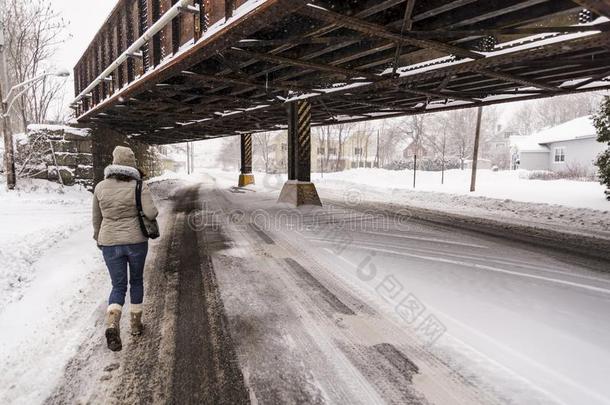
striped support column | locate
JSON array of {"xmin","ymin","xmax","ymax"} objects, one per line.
[
  {"xmin": 238, "ymin": 134, "xmax": 254, "ymax": 187},
  {"xmin": 279, "ymin": 100, "xmax": 321, "ymax": 206},
  {"xmin": 287, "ymin": 100, "xmax": 312, "ymax": 182}
]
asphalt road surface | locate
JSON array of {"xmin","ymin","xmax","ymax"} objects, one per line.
[{"xmin": 47, "ymin": 175, "xmax": 610, "ymax": 405}]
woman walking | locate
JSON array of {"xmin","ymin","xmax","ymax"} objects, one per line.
[{"xmin": 92, "ymin": 146, "xmax": 158, "ymax": 351}]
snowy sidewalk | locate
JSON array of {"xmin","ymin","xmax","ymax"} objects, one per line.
[
  {"xmin": 0, "ymin": 178, "xmax": 107, "ymax": 404},
  {"xmin": 0, "ymin": 180, "xmax": 94, "ymax": 311}
]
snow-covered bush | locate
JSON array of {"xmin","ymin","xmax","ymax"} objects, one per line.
[
  {"xmin": 385, "ymin": 157, "xmax": 461, "ymax": 171},
  {"xmin": 593, "ymin": 97, "xmax": 610, "ymax": 193},
  {"xmin": 524, "ymin": 164, "xmax": 596, "ymax": 181}
]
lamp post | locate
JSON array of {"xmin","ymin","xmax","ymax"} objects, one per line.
[{"xmin": 0, "ymin": 70, "xmax": 69, "ymax": 190}]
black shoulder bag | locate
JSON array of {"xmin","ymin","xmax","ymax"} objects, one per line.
[{"xmin": 135, "ymin": 180, "xmax": 160, "ymax": 239}]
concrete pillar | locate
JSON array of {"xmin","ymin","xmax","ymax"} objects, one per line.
[
  {"xmin": 238, "ymin": 133, "xmax": 255, "ymax": 187},
  {"xmin": 278, "ymin": 101, "xmax": 322, "ymax": 206}
]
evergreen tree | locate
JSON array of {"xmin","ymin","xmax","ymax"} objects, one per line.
[{"xmin": 593, "ymin": 97, "xmax": 610, "ymax": 197}]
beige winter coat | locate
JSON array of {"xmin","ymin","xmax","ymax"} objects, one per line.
[{"xmin": 92, "ymin": 164, "xmax": 158, "ymax": 246}]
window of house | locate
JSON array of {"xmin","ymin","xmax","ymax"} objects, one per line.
[
  {"xmin": 354, "ymin": 147, "xmax": 363, "ymax": 155},
  {"xmin": 317, "ymin": 147, "xmax": 325, "ymax": 155},
  {"xmin": 554, "ymin": 147, "xmax": 566, "ymax": 163},
  {"xmin": 328, "ymin": 147, "xmax": 337, "ymax": 155},
  {"xmin": 281, "ymin": 143, "xmax": 287, "ymax": 151}
]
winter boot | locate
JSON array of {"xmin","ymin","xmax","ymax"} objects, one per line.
[
  {"xmin": 105, "ymin": 304, "xmax": 122, "ymax": 352},
  {"xmin": 130, "ymin": 304, "xmax": 144, "ymax": 336}
]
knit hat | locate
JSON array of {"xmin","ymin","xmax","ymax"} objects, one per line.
[{"xmin": 112, "ymin": 146, "xmax": 137, "ymax": 168}]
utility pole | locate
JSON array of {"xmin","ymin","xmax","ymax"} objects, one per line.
[
  {"xmin": 187, "ymin": 142, "xmax": 194, "ymax": 174},
  {"xmin": 441, "ymin": 128, "xmax": 446, "ymax": 185},
  {"xmin": 320, "ymin": 143, "xmax": 324, "ymax": 179},
  {"xmin": 413, "ymin": 154, "xmax": 417, "ymax": 188},
  {"xmin": 190, "ymin": 141, "xmax": 195, "ymax": 173},
  {"xmin": 375, "ymin": 129, "xmax": 380, "ymax": 168},
  {"xmin": 0, "ymin": 8, "xmax": 16, "ymax": 190},
  {"xmin": 186, "ymin": 142, "xmax": 190, "ymax": 174},
  {"xmin": 470, "ymin": 106, "xmax": 483, "ymax": 192}
]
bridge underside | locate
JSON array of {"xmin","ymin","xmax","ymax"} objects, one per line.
[{"xmin": 74, "ymin": 0, "xmax": 610, "ymax": 145}]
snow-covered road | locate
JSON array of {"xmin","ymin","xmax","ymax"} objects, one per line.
[
  {"xmin": 4, "ymin": 174, "xmax": 610, "ymax": 404},
  {"xmin": 199, "ymin": 173, "xmax": 610, "ymax": 405},
  {"xmin": 297, "ymin": 212, "xmax": 610, "ymax": 405}
]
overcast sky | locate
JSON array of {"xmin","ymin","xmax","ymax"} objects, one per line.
[{"xmin": 53, "ymin": 0, "xmax": 116, "ymax": 71}]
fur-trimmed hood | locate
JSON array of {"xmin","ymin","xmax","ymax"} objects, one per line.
[{"xmin": 104, "ymin": 164, "xmax": 141, "ymax": 180}]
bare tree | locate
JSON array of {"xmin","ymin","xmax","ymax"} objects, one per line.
[
  {"xmin": 440, "ymin": 109, "xmax": 477, "ymax": 169},
  {"xmin": 508, "ymin": 92, "xmax": 604, "ymax": 135},
  {"xmin": 254, "ymin": 132, "xmax": 272, "ymax": 173},
  {"xmin": 377, "ymin": 121, "xmax": 404, "ymax": 167},
  {"xmin": 480, "ymin": 105, "xmax": 500, "ymax": 156},
  {"xmin": 3, "ymin": 0, "xmax": 68, "ymax": 129},
  {"xmin": 351, "ymin": 121, "xmax": 373, "ymax": 167},
  {"xmin": 215, "ymin": 136, "xmax": 240, "ymax": 171},
  {"xmin": 314, "ymin": 125, "xmax": 333, "ymax": 172},
  {"xmin": 410, "ymin": 115, "xmax": 426, "ymax": 156},
  {"xmin": 333, "ymin": 122, "xmax": 354, "ymax": 171},
  {"xmin": 508, "ymin": 103, "xmax": 539, "ymax": 136},
  {"xmin": 535, "ymin": 92, "xmax": 603, "ymax": 129}
]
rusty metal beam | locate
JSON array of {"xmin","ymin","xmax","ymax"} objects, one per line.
[
  {"xmin": 405, "ymin": 25, "xmax": 608, "ymax": 38},
  {"xmin": 180, "ymin": 70, "xmax": 316, "ymax": 94},
  {"xmin": 76, "ymin": 0, "xmax": 311, "ymax": 122},
  {"xmin": 566, "ymin": 68, "xmax": 610, "ymax": 88},
  {"xmin": 202, "ymin": 0, "xmax": 483, "ymax": 99},
  {"xmin": 400, "ymin": 85, "xmax": 480, "ymax": 103},
  {"xmin": 327, "ymin": 31, "xmax": 610, "ymax": 96},
  {"xmin": 73, "ymin": 0, "xmax": 610, "ymax": 144},
  {"xmin": 478, "ymin": 68, "xmax": 561, "ymax": 91},
  {"xmin": 392, "ymin": 0, "xmax": 416, "ymax": 75},
  {"xmin": 236, "ymin": 36, "xmax": 364, "ymax": 48},
  {"xmin": 298, "ymin": 4, "xmax": 484, "ymax": 60},
  {"xmin": 229, "ymin": 47, "xmax": 379, "ymax": 80}
]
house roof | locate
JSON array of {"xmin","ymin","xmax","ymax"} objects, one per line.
[
  {"xmin": 510, "ymin": 135, "xmax": 550, "ymax": 153},
  {"xmin": 510, "ymin": 115, "xmax": 597, "ymax": 153},
  {"xmin": 534, "ymin": 116, "xmax": 597, "ymax": 144}
]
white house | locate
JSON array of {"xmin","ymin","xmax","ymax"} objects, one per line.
[{"xmin": 510, "ymin": 116, "xmax": 606, "ymax": 174}]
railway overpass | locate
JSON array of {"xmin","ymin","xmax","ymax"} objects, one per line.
[{"xmin": 72, "ymin": 0, "xmax": 610, "ymax": 205}]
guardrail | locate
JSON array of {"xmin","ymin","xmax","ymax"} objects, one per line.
[{"xmin": 72, "ymin": 0, "xmax": 247, "ymax": 116}]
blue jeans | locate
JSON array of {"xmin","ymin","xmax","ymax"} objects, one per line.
[{"xmin": 102, "ymin": 242, "xmax": 148, "ymax": 306}]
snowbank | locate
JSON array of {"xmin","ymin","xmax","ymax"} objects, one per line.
[
  {"xmin": 316, "ymin": 168, "xmax": 609, "ymax": 211},
  {"xmin": 0, "ymin": 177, "xmax": 93, "ymax": 312},
  {"xmin": 27, "ymin": 124, "xmax": 91, "ymax": 138},
  {"xmin": 148, "ymin": 170, "xmax": 195, "ymax": 183},
  {"xmin": 0, "ymin": 176, "xmax": 106, "ymax": 404}
]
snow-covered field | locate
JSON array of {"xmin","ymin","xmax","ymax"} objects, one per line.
[
  {"xmin": 316, "ymin": 168, "xmax": 609, "ymax": 211},
  {"xmin": 0, "ymin": 177, "xmax": 107, "ymax": 404}
]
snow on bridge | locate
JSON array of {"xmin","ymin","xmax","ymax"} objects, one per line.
[{"xmin": 72, "ymin": 0, "xmax": 610, "ymax": 144}]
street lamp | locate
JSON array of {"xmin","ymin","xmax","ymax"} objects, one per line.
[
  {"xmin": 3, "ymin": 70, "xmax": 70, "ymax": 117},
  {"xmin": 1, "ymin": 69, "xmax": 70, "ymax": 190}
]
